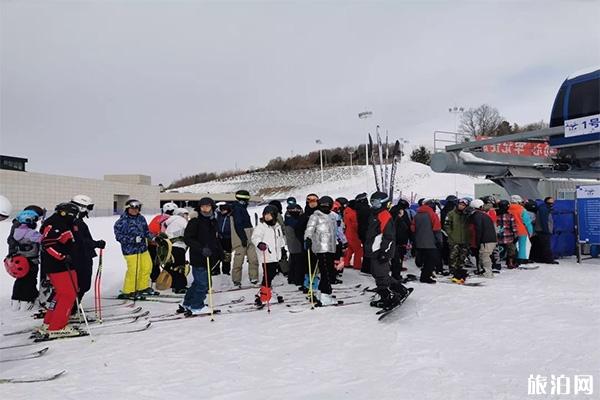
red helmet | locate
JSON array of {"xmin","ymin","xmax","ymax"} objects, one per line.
[{"xmin": 4, "ymin": 255, "xmax": 30, "ymax": 279}]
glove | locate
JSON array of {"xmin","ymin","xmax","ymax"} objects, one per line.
[
  {"xmin": 304, "ymin": 238, "xmax": 312, "ymax": 251},
  {"xmin": 241, "ymin": 239, "xmax": 248, "ymax": 248},
  {"xmin": 341, "ymin": 242, "xmax": 348, "ymax": 251},
  {"xmin": 95, "ymin": 240, "xmax": 106, "ymax": 249},
  {"xmin": 257, "ymin": 242, "xmax": 268, "ymax": 251},
  {"xmin": 377, "ymin": 252, "xmax": 390, "ymax": 264},
  {"xmin": 281, "ymin": 247, "xmax": 287, "ymax": 260},
  {"xmin": 135, "ymin": 236, "xmax": 143, "ymax": 243},
  {"xmin": 201, "ymin": 247, "xmax": 212, "ymax": 257}
]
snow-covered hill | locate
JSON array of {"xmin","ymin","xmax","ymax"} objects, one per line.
[
  {"xmin": 172, "ymin": 160, "xmax": 490, "ymax": 201},
  {"xmin": 1, "ymin": 214, "xmax": 599, "ymax": 399}
]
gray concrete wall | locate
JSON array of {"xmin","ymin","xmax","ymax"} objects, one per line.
[{"xmin": 0, "ymin": 170, "xmax": 161, "ymax": 217}]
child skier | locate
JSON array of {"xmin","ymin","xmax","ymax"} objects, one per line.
[
  {"xmin": 164, "ymin": 207, "xmax": 190, "ymax": 293},
  {"xmin": 251, "ymin": 205, "xmax": 286, "ymax": 307},
  {"xmin": 39, "ymin": 203, "xmax": 81, "ymax": 338},
  {"xmin": 6, "ymin": 209, "xmax": 43, "ymax": 310},
  {"xmin": 283, "ymin": 203, "xmax": 305, "ymax": 286}
]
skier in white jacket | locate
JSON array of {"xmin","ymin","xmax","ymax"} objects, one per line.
[
  {"xmin": 251, "ymin": 205, "xmax": 286, "ymax": 307},
  {"xmin": 163, "ymin": 208, "xmax": 190, "ymax": 293}
]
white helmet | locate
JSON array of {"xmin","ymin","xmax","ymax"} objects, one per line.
[
  {"xmin": 162, "ymin": 202, "xmax": 178, "ymax": 214},
  {"xmin": 71, "ymin": 194, "xmax": 94, "ymax": 213},
  {"xmin": 510, "ymin": 194, "xmax": 523, "ymax": 203},
  {"xmin": 0, "ymin": 195, "xmax": 13, "ymax": 221},
  {"xmin": 470, "ymin": 199, "xmax": 484, "ymax": 209},
  {"xmin": 174, "ymin": 207, "xmax": 189, "ymax": 217}
]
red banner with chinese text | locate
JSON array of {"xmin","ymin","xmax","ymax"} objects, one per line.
[{"xmin": 476, "ymin": 136, "xmax": 557, "ymax": 157}]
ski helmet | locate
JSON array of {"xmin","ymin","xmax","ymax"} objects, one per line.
[
  {"xmin": 4, "ymin": 255, "xmax": 30, "ymax": 279},
  {"xmin": 125, "ymin": 199, "xmax": 143, "ymax": 210},
  {"xmin": 396, "ymin": 198, "xmax": 410, "ymax": 210},
  {"xmin": 218, "ymin": 202, "xmax": 232, "ymax": 214},
  {"xmin": 162, "ymin": 202, "xmax": 177, "ymax": 214},
  {"xmin": 55, "ymin": 202, "xmax": 80, "ymax": 220},
  {"xmin": 457, "ymin": 198, "xmax": 470, "ymax": 207},
  {"xmin": 510, "ymin": 195, "xmax": 523, "ymax": 204},
  {"xmin": 16, "ymin": 210, "xmax": 40, "ymax": 225},
  {"xmin": 286, "ymin": 197, "xmax": 297, "ymax": 206},
  {"xmin": 24, "ymin": 205, "xmax": 46, "ymax": 220},
  {"xmin": 481, "ymin": 195, "xmax": 497, "ymax": 205},
  {"xmin": 286, "ymin": 203, "xmax": 302, "ymax": 215},
  {"xmin": 174, "ymin": 207, "xmax": 189, "ymax": 217},
  {"xmin": 0, "ymin": 195, "xmax": 12, "ymax": 221},
  {"xmin": 470, "ymin": 199, "xmax": 484, "ymax": 209},
  {"xmin": 355, "ymin": 193, "xmax": 368, "ymax": 203},
  {"xmin": 317, "ymin": 196, "xmax": 334, "ymax": 213},
  {"xmin": 445, "ymin": 195, "xmax": 458, "ymax": 205},
  {"xmin": 235, "ymin": 190, "xmax": 251, "ymax": 202},
  {"xmin": 497, "ymin": 200, "xmax": 510, "ymax": 214},
  {"xmin": 71, "ymin": 194, "xmax": 94, "ymax": 214},
  {"xmin": 332, "ymin": 200, "xmax": 342, "ymax": 213},
  {"xmin": 370, "ymin": 192, "xmax": 390, "ymax": 210},
  {"xmin": 335, "ymin": 197, "xmax": 349, "ymax": 207}
]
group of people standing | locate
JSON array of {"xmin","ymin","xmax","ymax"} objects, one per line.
[{"xmin": 3, "ymin": 189, "xmax": 559, "ymax": 337}]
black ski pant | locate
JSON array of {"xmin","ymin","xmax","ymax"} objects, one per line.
[
  {"xmin": 371, "ymin": 256, "xmax": 408, "ymax": 296},
  {"xmin": 12, "ymin": 261, "xmax": 39, "ymax": 302},
  {"xmin": 219, "ymin": 237, "xmax": 232, "ymax": 275},
  {"xmin": 419, "ymin": 248, "xmax": 440, "ymax": 280},
  {"xmin": 391, "ymin": 246, "xmax": 406, "ymax": 281},
  {"xmin": 166, "ymin": 247, "xmax": 188, "ymax": 290},
  {"xmin": 148, "ymin": 244, "xmax": 161, "ymax": 283},
  {"xmin": 75, "ymin": 257, "xmax": 93, "ymax": 302},
  {"xmin": 531, "ymin": 233, "xmax": 554, "ymax": 263},
  {"xmin": 260, "ymin": 262, "xmax": 279, "ymax": 288},
  {"xmin": 288, "ymin": 252, "xmax": 306, "ymax": 286},
  {"xmin": 316, "ymin": 252, "xmax": 335, "ymax": 295}
]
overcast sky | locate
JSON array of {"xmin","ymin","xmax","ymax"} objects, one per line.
[{"xmin": 1, "ymin": 0, "xmax": 599, "ymax": 185}]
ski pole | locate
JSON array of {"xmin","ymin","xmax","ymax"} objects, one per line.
[
  {"xmin": 262, "ymin": 250, "xmax": 271, "ymax": 313},
  {"xmin": 66, "ymin": 265, "xmax": 94, "ymax": 342},
  {"xmin": 307, "ymin": 249, "xmax": 314, "ymax": 310},
  {"xmin": 206, "ymin": 256, "xmax": 215, "ymax": 322},
  {"xmin": 134, "ymin": 251, "xmax": 140, "ymax": 304},
  {"xmin": 94, "ymin": 249, "xmax": 103, "ymax": 321}
]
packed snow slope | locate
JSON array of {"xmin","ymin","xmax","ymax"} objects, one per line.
[
  {"xmin": 172, "ymin": 160, "xmax": 490, "ymax": 200},
  {"xmin": 0, "ymin": 216, "xmax": 598, "ymax": 400}
]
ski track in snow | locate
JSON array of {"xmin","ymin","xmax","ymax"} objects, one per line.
[{"xmin": 1, "ymin": 216, "xmax": 599, "ymax": 398}]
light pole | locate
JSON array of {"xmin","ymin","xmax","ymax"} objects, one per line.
[
  {"xmin": 316, "ymin": 139, "xmax": 324, "ymax": 183},
  {"xmin": 448, "ymin": 106, "xmax": 464, "ymax": 143},
  {"xmin": 347, "ymin": 147, "xmax": 355, "ymax": 172},
  {"xmin": 358, "ymin": 111, "xmax": 373, "ymax": 166}
]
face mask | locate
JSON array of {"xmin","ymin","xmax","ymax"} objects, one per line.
[
  {"xmin": 318, "ymin": 205, "xmax": 331, "ymax": 214},
  {"xmin": 265, "ymin": 217, "xmax": 277, "ymax": 226}
]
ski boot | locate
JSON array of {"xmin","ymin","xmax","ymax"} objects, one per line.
[{"xmin": 140, "ymin": 287, "xmax": 160, "ymax": 296}]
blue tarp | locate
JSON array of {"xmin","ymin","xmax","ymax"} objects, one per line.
[{"xmin": 549, "ymin": 200, "xmax": 576, "ymax": 257}]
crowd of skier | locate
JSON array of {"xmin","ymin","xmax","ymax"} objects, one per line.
[{"xmin": 2, "ymin": 189, "xmax": 559, "ymax": 339}]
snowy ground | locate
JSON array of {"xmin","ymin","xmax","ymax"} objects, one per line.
[
  {"xmin": 173, "ymin": 161, "xmax": 490, "ymax": 201},
  {"xmin": 1, "ymin": 216, "xmax": 599, "ymax": 399}
]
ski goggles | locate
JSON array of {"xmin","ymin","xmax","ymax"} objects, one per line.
[{"xmin": 126, "ymin": 201, "xmax": 143, "ymax": 210}]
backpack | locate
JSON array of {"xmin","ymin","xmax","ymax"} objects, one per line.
[{"xmin": 149, "ymin": 215, "xmax": 168, "ymax": 236}]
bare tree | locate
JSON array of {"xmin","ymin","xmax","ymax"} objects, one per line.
[{"xmin": 459, "ymin": 104, "xmax": 504, "ymax": 137}]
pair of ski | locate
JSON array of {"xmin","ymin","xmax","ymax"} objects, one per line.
[
  {"xmin": 149, "ymin": 297, "xmax": 245, "ymax": 322},
  {"xmin": 368, "ymin": 129, "xmax": 401, "ymax": 202},
  {"xmin": 0, "ymin": 347, "xmax": 49, "ymax": 363},
  {"xmin": 0, "ymin": 370, "xmax": 66, "ymax": 384},
  {"xmin": 1, "ymin": 321, "xmax": 152, "ymax": 348}
]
